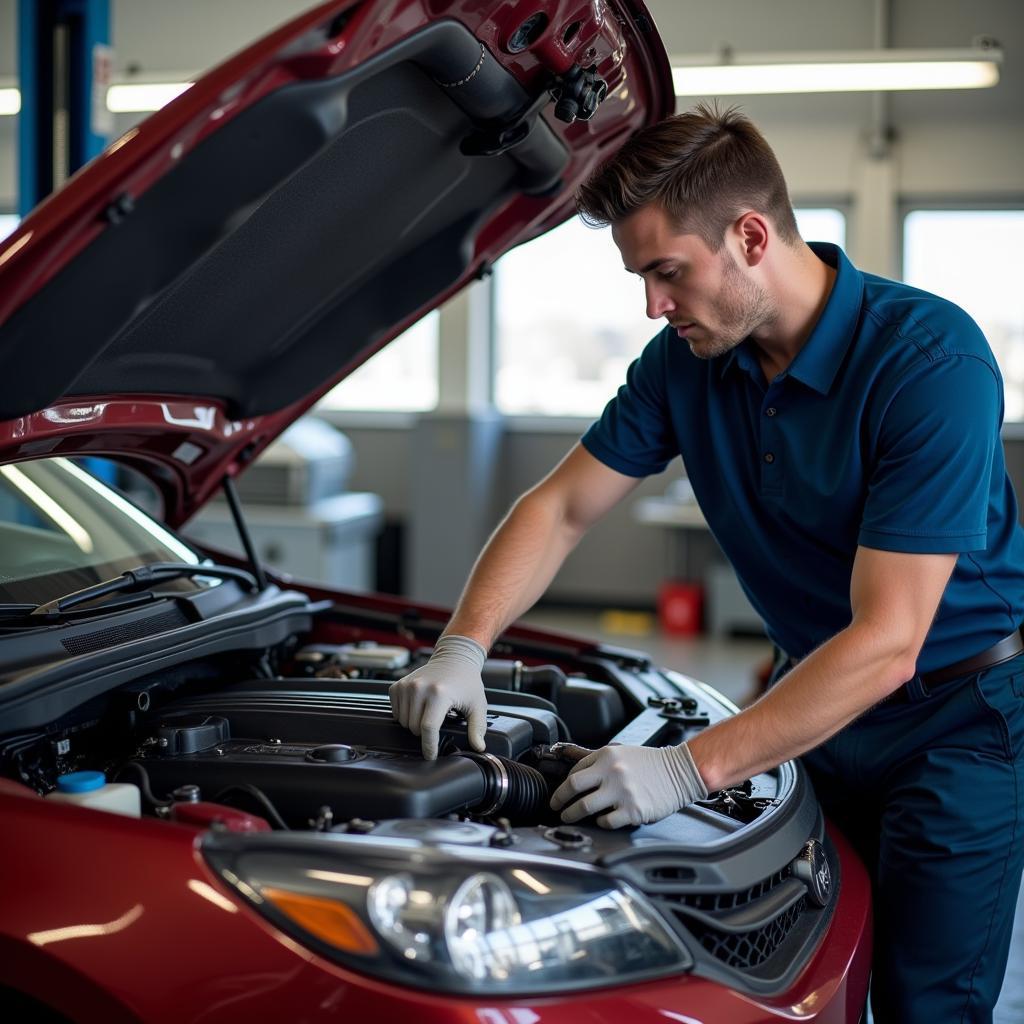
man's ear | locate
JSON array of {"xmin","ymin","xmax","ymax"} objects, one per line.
[{"xmin": 732, "ymin": 212, "xmax": 769, "ymax": 267}]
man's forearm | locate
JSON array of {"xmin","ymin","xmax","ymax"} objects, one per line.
[
  {"xmin": 688, "ymin": 622, "xmax": 918, "ymax": 792},
  {"xmin": 444, "ymin": 491, "xmax": 585, "ymax": 650}
]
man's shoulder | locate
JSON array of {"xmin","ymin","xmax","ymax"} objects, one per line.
[{"xmin": 859, "ymin": 272, "xmax": 991, "ymax": 364}]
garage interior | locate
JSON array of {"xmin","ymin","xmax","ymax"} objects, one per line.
[{"xmin": 1, "ymin": 0, "xmax": 1022, "ymax": 1020}]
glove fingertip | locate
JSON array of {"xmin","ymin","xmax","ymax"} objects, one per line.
[
  {"xmin": 467, "ymin": 711, "xmax": 487, "ymax": 753},
  {"xmin": 420, "ymin": 723, "xmax": 440, "ymax": 761},
  {"xmin": 561, "ymin": 802, "xmax": 585, "ymax": 824}
]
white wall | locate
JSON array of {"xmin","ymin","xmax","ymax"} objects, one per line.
[
  {"xmin": 0, "ymin": 0, "xmax": 15, "ymax": 208},
  {"xmin": 646, "ymin": 0, "xmax": 1024, "ymax": 277},
  {"xmin": 0, "ymin": 117, "xmax": 14, "ymax": 210}
]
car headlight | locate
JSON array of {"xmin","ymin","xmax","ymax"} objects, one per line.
[{"xmin": 204, "ymin": 832, "xmax": 692, "ymax": 995}]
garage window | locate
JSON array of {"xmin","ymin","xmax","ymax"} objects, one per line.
[
  {"xmin": 316, "ymin": 311, "xmax": 439, "ymax": 413},
  {"xmin": 494, "ymin": 208, "xmax": 847, "ymax": 417},
  {"xmin": 902, "ymin": 209, "xmax": 1024, "ymax": 420}
]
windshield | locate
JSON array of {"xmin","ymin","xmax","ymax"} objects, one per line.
[{"xmin": 0, "ymin": 458, "xmax": 206, "ymax": 605}]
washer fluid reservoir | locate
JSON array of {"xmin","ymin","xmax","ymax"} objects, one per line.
[{"xmin": 45, "ymin": 771, "xmax": 141, "ymax": 817}]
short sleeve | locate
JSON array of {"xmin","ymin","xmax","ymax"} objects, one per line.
[
  {"xmin": 581, "ymin": 331, "xmax": 678, "ymax": 478},
  {"xmin": 858, "ymin": 355, "xmax": 1000, "ymax": 553}
]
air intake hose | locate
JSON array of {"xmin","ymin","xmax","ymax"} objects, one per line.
[
  {"xmin": 461, "ymin": 752, "xmax": 550, "ymax": 820},
  {"xmin": 481, "ymin": 659, "xmax": 568, "ymax": 701}
]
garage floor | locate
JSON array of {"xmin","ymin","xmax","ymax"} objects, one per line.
[{"xmin": 521, "ymin": 607, "xmax": 1024, "ymax": 1024}]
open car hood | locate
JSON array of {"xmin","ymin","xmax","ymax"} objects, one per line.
[{"xmin": 0, "ymin": 0, "xmax": 672, "ymax": 525}]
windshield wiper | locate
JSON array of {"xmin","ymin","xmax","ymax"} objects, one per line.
[
  {"xmin": 0, "ymin": 592, "xmax": 161, "ymax": 624},
  {"xmin": 0, "ymin": 604, "xmax": 39, "ymax": 620},
  {"xmin": 29, "ymin": 561, "xmax": 259, "ymax": 617}
]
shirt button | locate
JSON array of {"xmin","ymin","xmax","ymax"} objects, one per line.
[
  {"xmin": 766, "ymin": 407, "xmax": 777, "ymax": 417},
  {"xmin": 764, "ymin": 452, "xmax": 775, "ymax": 464}
]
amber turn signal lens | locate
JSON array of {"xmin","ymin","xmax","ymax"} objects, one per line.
[{"xmin": 260, "ymin": 887, "xmax": 379, "ymax": 955}]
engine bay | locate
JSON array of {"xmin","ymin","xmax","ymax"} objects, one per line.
[
  {"xmin": 2, "ymin": 636, "xmax": 787, "ymax": 845},
  {"xmin": 0, "ymin": 604, "xmax": 836, "ymax": 994}
]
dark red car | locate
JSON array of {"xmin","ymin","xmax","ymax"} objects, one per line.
[{"xmin": 0, "ymin": 2, "xmax": 871, "ymax": 1020}]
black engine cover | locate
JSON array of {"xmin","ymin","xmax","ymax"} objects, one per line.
[
  {"xmin": 139, "ymin": 738, "xmax": 489, "ymax": 825},
  {"xmin": 136, "ymin": 683, "xmax": 558, "ymax": 826}
]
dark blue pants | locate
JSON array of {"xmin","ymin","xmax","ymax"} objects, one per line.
[{"xmin": 786, "ymin": 655, "xmax": 1024, "ymax": 1023}]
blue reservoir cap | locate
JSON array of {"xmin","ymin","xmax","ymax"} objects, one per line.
[{"xmin": 56, "ymin": 770, "xmax": 106, "ymax": 794}]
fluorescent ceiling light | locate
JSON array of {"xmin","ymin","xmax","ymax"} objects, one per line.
[
  {"xmin": 0, "ymin": 80, "xmax": 192, "ymax": 116},
  {"xmin": 0, "ymin": 45, "xmax": 1001, "ymax": 116},
  {"xmin": 672, "ymin": 48, "xmax": 1002, "ymax": 95},
  {"xmin": 105, "ymin": 81, "xmax": 192, "ymax": 112},
  {"xmin": 0, "ymin": 87, "xmax": 20, "ymax": 115}
]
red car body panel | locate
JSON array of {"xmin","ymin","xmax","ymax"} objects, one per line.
[{"xmin": 0, "ymin": 777, "xmax": 870, "ymax": 1022}]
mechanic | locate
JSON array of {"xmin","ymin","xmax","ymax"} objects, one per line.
[{"xmin": 389, "ymin": 104, "xmax": 1024, "ymax": 1023}]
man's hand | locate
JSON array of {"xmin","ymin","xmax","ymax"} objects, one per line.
[
  {"xmin": 389, "ymin": 635, "xmax": 488, "ymax": 760},
  {"xmin": 550, "ymin": 742, "xmax": 709, "ymax": 829}
]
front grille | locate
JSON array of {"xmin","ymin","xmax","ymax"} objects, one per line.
[
  {"xmin": 678, "ymin": 866, "xmax": 790, "ymax": 913},
  {"xmin": 647, "ymin": 860, "xmax": 821, "ymax": 975},
  {"xmin": 680, "ymin": 895, "xmax": 807, "ymax": 970}
]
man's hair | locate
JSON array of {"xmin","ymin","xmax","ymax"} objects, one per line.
[{"xmin": 575, "ymin": 103, "xmax": 800, "ymax": 250}]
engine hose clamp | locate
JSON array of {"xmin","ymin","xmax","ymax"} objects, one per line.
[{"xmin": 475, "ymin": 752, "xmax": 509, "ymax": 817}]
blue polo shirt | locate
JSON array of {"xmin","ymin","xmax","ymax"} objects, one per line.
[{"xmin": 582, "ymin": 243, "xmax": 1024, "ymax": 670}]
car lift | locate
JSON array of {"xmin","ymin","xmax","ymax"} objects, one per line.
[{"xmin": 17, "ymin": 0, "xmax": 111, "ymax": 215}]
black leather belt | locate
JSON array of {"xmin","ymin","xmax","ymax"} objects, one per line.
[
  {"xmin": 917, "ymin": 626, "xmax": 1024, "ymax": 691},
  {"xmin": 773, "ymin": 627, "xmax": 1024, "ymax": 703}
]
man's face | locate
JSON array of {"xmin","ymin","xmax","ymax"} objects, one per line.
[{"xmin": 612, "ymin": 203, "xmax": 775, "ymax": 360}]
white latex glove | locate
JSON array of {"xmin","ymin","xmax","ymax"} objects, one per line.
[
  {"xmin": 389, "ymin": 634, "xmax": 488, "ymax": 760},
  {"xmin": 550, "ymin": 742, "xmax": 709, "ymax": 829}
]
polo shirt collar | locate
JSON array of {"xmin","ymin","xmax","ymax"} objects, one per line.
[
  {"xmin": 718, "ymin": 339, "xmax": 759, "ymax": 380},
  {"xmin": 717, "ymin": 243, "xmax": 865, "ymax": 395}
]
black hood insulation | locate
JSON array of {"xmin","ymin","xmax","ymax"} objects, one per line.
[{"xmin": 0, "ymin": 21, "xmax": 568, "ymax": 421}]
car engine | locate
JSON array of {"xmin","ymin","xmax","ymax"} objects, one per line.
[
  {"xmin": 1, "ymin": 637, "xmax": 803, "ymax": 844},
  {"xmin": 136, "ymin": 682, "xmax": 562, "ymax": 827},
  {"xmin": 0, "ymin": 629, "xmax": 836, "ymax": 996}
]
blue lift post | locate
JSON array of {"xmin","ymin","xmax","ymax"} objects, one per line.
[
  {"xmin": 17, "ymin": 0, "xmax": 112, "ymax": 215},
  {"xmin": 18, "ymin": 0, "xmax": 115, "ymax": 485}
]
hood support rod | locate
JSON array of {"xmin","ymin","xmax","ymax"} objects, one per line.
[{"xmin": 222, "ymin": 475, "xmax": 268, "ymax": 591}]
